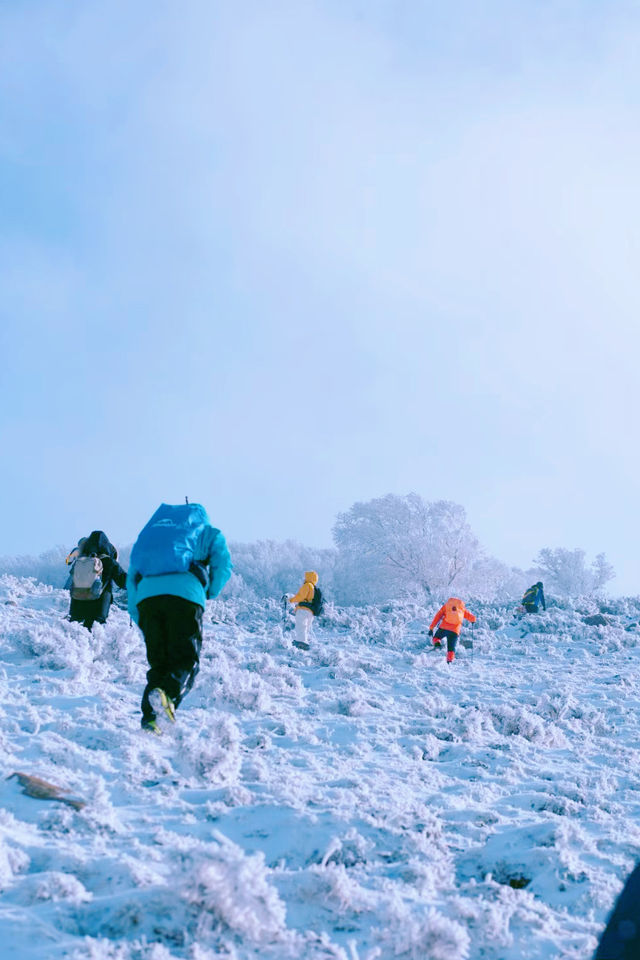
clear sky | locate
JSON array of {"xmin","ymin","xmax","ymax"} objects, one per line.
[{"xmin": 1, "ymin": 0, "xmax": 639, "ymax": 591}]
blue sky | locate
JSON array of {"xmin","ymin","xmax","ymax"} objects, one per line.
[{"xmin": 1, "ymin": 0, "xmax": 639, "ymax": 591}]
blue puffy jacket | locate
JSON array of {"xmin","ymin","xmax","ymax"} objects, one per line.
[{"xmin": 127, "ymin": 522, "xmax": 232, "ymax": 624}]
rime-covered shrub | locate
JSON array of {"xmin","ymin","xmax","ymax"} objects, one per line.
[{"xmin": 0, "ymin": 546, "xmax": 69, "ymax": 588}]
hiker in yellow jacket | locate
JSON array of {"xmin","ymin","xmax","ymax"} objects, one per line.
[
  {"xmin": 289, "ymin": 571, "xmax": 319, "ymax": 649},
  {"xmin": 429, "ymin": 597, "xmax": 476, "ymax": 663}
]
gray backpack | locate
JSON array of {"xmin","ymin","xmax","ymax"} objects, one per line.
[{"xmin": 71, "ymin": 556, "xmax": 105, "ymax": 601}]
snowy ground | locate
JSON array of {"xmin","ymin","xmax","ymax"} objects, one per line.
[{"xmin": 0, "ymin": 576, "xmax": 639, "ymax": 959}]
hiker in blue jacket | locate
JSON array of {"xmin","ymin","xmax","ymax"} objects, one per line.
[
  {"xmin": 522, "ymin": 581, "xmax": 546, "ymax": 614},
  {"xmin": 128, "ymin": 503, "xmax": 232, "ymax": 734}
]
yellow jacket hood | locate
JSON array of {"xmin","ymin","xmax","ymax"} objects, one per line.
[{"xmin": 304, "ymin": 571, "xmax": 319, "ymax": 585}]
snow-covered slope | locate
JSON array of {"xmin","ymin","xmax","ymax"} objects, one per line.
[{"xmin": 0, "ymin": 576, "xmax": 638, "ymax": 959}]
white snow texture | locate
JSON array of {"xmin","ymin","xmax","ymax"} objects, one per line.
[{"xmin": 0, "ymin": 574, "xmax": 636, "ymax": 959}]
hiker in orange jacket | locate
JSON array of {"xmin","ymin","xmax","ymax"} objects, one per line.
[{"xmin": 429, "ymin": 597, "xmax": 476, "ymax": 663}]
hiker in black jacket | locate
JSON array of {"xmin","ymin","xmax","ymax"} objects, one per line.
[{"xmin": 66, "ymin": 531, "xmax": 127, "ymax": 630}]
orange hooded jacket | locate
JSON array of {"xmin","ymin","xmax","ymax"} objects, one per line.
[{"xmin": 430, "ymin": 598, "xmax": 476, "ymax": 636}]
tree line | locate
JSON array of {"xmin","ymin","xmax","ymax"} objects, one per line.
[{"xmin": 0, "ymin": 493, "xmax": 615, "ymax": 605}]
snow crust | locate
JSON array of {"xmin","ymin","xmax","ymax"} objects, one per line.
[{"xmin": 0, "ymin": 575, "xmax": 638, "ymax": 958}]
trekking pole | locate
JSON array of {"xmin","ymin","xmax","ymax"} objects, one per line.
[{"xmin": 471, "ymin": 621, "xmax": 475, "ymax": 661}]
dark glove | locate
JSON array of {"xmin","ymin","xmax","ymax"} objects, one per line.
[
  {"xmin": 189, "ymin": 561, "xmax": 210, "ymax": 589},
  {"xmin": 428, "ymin": 629, "xmax": 433, "ymax": 637}
]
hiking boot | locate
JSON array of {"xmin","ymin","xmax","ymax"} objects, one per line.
[
  {"xmin": 141, "ymin": 717, "xmax": 162, "ymax": 736},
  {"xmin": 446, "ymin": 651, "xmax": 455, "ymax": 664},
  {"xmin": 432, "ymin": 640, "xmax": 442, "ymax": 648},
  {"xmin": 149, "ymin": 688, "xmax": 176, "ymax": 723}
]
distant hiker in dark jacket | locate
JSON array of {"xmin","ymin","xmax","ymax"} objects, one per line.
[
  {"xmin": 127, "ymin": 503, "xmax": 232, "ymax": 735},
  {"xmin": 66, "ymin": 531, "xmax": 127, "ymax": 630},
  {"xmin": 522, "ymin": 581, "xmax": 546, "ymax": 614},
  {"xmin": 594, "ymin": 862, "xmax": 640, "ymax": 959},
  {"xmin": 429, "ymin": 597, "xmax": 476, "ymax": 663}
]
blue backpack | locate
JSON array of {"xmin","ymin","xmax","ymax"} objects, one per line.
[{"xmin": 130, "ymin": 503, "xmax": 209, "ymax": 578}]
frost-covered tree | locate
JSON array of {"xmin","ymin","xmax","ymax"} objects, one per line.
[
  {"xmin": 462, "ymin": 553, "xmax": 529, "ymax": 602},
  {"xmin": 229, "ymin": 539, "xmax": 337, "ymax": 599},
  {"xmin": 592, "ymin": 553, "xmax": 616, "ymax": 592},
  {"xmin": 332, "ymin": 494, "xmax": 482, "ymax": 603},
  {"xmin": 534, "ymin": 548, "xmax": 615, "ymax": 596}
]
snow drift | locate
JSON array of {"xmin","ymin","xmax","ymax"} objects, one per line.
[{"xmin": 0, "ymin": 574, "xmax": 637, "ymax": 958}]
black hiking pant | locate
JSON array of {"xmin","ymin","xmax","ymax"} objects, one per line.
[
  {"xmin": 434, "ymin": 627, "xmax": 459, "ymax": 654},
  {"xmin": 69, "ymin": 591, "xmax": 112, "ymax": 630},
  {"xmin": 523, "ymin": 603, "xmax": 540, "ymax": 614},
  {"xmin": 137, "ymin": 595, "xmax": 204, "ymax": 721},
  {"xmin": 595, "ymin": 862, "xmax": 640, "ymax": 958}
]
